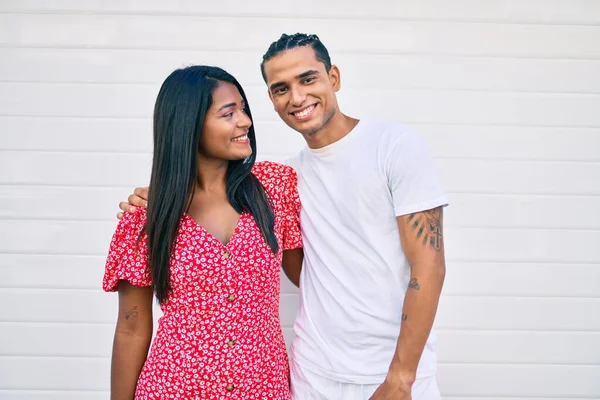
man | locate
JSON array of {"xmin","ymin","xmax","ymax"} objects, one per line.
[{"xmin": 120, "ymin": 33, "xmax": 447, "ymax": 400}]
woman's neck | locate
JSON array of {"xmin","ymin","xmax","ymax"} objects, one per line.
[{"xmin": 196, "ymin": 156, "xmax": 228, "ymax": 192}]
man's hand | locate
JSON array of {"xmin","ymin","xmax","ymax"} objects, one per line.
[
  {"xmin": 369, "ymin": 375, "xmax": 412, "ymax": 400},
  {"xmin": 117, "ymin": 187, "xmax": 149, "ymax": 219}
]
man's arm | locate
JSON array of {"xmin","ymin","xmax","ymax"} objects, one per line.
[
  {"xmin": 370, "ymin": 206, "xmax": 446, "ymax": 399},
  {"xmin": 282, "ymin": 248, "xmax": 303, "ymax": 287},
  {"xmin": 117, "ymin": 187, "xmax": 149, "ymax": 219},
  {"xmin": 118, "ymin": 187, "xmax": 305, "ymax": 287}
]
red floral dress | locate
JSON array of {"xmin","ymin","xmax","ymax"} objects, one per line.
[{"xmin": 103, "ymin": 162, "xmax": 302, "ymax": 400}]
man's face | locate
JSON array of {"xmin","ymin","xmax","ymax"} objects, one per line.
[{"xmin": 263, "ymin": 46, "xmax": 341, "ymax": 138}]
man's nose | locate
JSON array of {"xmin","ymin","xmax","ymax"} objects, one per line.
[{"xmin": 290, "ymin": 86, "xmax": 306, "ymax": 107}]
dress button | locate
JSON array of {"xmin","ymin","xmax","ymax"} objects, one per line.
[
  {"xmin": 222, "ymin": 250, "xmax": 231, "ymax": 259},
  {"xmin": 226, "ymin": 383, "xmax": 235, "ymax": 392},
  {"xmin": 227, "ymin": 294, "xmax": 236, "ymax": 302},
  {"xmin": 227, "ymin": 339, "xmax": 236, "ymax": 348}
]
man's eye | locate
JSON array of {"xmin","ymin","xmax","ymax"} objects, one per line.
[
  {"xmin": 303, "ymin": 77, "xmax": 315, "ymax": 84},
  {"xmin": 275, "ymin": 87, "xmax": 288, "ymax": 95}
]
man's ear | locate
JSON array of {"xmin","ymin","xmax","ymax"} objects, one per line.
[{"xmin": 329, "ymin": 65, "xmax": 341, "ymax": 92}]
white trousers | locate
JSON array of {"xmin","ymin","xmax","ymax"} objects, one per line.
[{"xmin": 290, "ymin": 361, "xmax": 441, "ymax": 400}]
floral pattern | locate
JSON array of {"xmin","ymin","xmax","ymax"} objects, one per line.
[{"xmin": 103, "ymin": 161, "xmax": 302, "ymax": 399}]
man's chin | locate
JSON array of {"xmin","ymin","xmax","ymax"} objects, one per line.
[{"xmin": 287, "ymin": 119, "xmax": 322, "ymax": 136}]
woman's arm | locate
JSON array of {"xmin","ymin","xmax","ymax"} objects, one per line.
[{"xmin": 111, "ymin": 281, "xmax": 154, "ymax": 400}]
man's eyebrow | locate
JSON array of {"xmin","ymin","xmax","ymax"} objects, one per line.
[
  {"xmin": 269, "ymin": 81, "xmax": 286, "ymax": 92},
  {"xmin": 269, "ymin": 70, "xmax": 320, "ymax": 92},
  {"xmin": 296, "ymin": 70, "xmax": 319, "ymax": 79}
]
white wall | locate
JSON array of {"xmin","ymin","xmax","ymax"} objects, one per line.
[{"xmin": 1, "ymin": 1, "xmax": 599, "ymax": 398}]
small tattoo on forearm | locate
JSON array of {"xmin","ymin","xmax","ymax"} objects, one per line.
[
  {"xmin": 402, "ymin": 314, "xmax": 408, "ymax": 321},
  {"xmin": 408, "ymin": 278, "xmax": 420, "ymax": 290},
  {"xmin": 408, "ymin": 207, "xmax": 443, "ymax": 251},
  {"xmin": 125, "ymin": 306, "xmax": 139, "ymax": 320}
]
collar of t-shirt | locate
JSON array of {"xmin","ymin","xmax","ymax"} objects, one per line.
[{"xmin": 308, "ymin": 119, "xmax": 368, "ymax": 157}]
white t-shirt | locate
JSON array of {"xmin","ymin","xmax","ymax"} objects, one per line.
[{"xmin": 286, "ymin": 119, "xmax": 448, "ymax": 384}]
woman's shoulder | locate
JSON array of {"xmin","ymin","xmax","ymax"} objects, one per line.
[
  {"xmin": 252, "ymin": 161, "xmax": 296, "ymax": 183},
  {"xmin": 117, "ymin": 207, "xmax": 147, "ymax": 234},
  {"xmin": 252, "ymin": 161, "xmax": 298, "ymax": 199}
]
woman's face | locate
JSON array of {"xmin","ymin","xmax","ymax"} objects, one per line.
[{"xmin": 199, "ymin": 81, "xmax": 253, "ymax": 161}]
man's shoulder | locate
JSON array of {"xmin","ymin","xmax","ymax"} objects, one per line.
[
  {"xmin": 363, "ymin": 119, "xmax": 421, "ymax": 146},
  {"xmin": 282, "ymin": 149, "xmax": 306, "ymax": 171}
]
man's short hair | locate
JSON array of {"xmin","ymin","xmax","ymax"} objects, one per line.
[{"xmin": 260, "ymin": 33, "xmax": 332, "ymax": 83}]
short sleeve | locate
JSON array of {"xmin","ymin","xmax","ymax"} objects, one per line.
[
  {"xmin": 102, "ymin": 209, "xmax": 152, "ymax": 292},
  {"xmin": 385, "ymin": 129, "xmax": 449, "ymax": 217},
  {"xmin": 281, "ymin": 166, "xmax": 303, "ymax": 250}
]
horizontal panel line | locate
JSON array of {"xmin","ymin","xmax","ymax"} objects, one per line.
[
  {"xmin": 0, "ymin": 114, "xmax": 146, "ymax": 120},
  {"xmin": 436, "ymin": 328, "xmax": 600, "ymax": 333},
  {"xmin": 436, "ymin": 329, "xmax": 600, "ymax": 335},
  {"xmin": 447, "ymin": 191, "xmax": 600, "ymax": 197},
  {"xmin": 0, "ymin": 286, "xmax": 299, "ymax": 297},
  {"xmin": 2, "ymin": 115, "xmax": 600, "ymax": 130},
  {"xmin": 2, "ymin": 186, "xmax": 600, "ymax": 199},
  {"xmin": 0, "ymin": 355, "xmax": 111, "ymax": 359},
  {"xmin": 0, "ymin": 388, "xmax": 108, "ymax": 394},
  {"xmin": 0, "ymin": 146, "xmax": 594, "ymax": 163},
  {"xmin": 0, "ymin": 287, "xmax": 297, "ymax": 296},
  {"xmin": 0, "ymin": 321, "xmax": 598, "ymax": 334},
  {"xmin": 3, "ymin": 47, "xmax": 600, "ymax": 65},
  {"xmin": 4, "ymin": 79, "xmax": 600, "ymax": 96},
  {"xmin": 1, "ymin": 44, "xmax": 600, "ymax": 61},
  {"xmin": 8, "ymin": 395, "xmax": 593, "ymax": 400},
  {"xmin": 1, "ymin": 10, "xmax": 600, "ymax": 27},
  {"xmin": 4, "ymin": 216, "xmax": 600, "ymax": 230},
  {"xmin": 1, "ymin": 252, "xmax": 599, "ymax": 265},
  {"xmin": 0, "ymin": 389, "xmax": 107, "ymax": 393},
  {"xmin": 2, "ymin": 187, "xmax": 600, "ymax": 196},
  {"xmin": 442, "ymin": 397, "xmax": 600, "ymax": 400},
  {"xmin": 4, "ymin": 149, "xmax": 600, "ymax": 164},
  {"xmin": 1, "ymin": 116, "xmax": 600, "ymax": 130},
  {"xmin": 1, "ymin": 286, "xmax": 599, "ymax": 299},
  {"xmin": 2, "ymin": 150, "xmax": 600, "ymax": 164},
  {"xmin": 3, "ymin": 216, "xmax": 600, "ymax": 231},
  {"xmin": 0, "ymin": 255, "xmax": 597, "ymax": 266},
  {"xmin": 443, "ymin": 260, "xmax": 600, "ymax": 265},
  {"xmin": 0, "ymin": 287, "xmax": 598, "ymax": 300},
  {"xmin": 3, "ymin": 182, "xmax": 599, "ymax": 196},
  {"xmin": 440, "ymin": 362, "xmax": 600, "ymax": 367},
  {"xmin": 1, "ymin": 354, "xmax": 599, "ymax": 368}
]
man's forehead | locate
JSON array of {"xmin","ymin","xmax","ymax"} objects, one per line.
[{"xmin": 264, "ymin": 47, "xmax": 324, "ymax": 82}]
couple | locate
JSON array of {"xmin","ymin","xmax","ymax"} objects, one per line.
[{"xmin": 104, "ymin": 33, "xmax": 448, "ymax": 400}]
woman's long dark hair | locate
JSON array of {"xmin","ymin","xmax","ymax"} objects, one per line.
[{"xmin": 145, "ymin": 65, "xmax": 278, "ymax": 304}]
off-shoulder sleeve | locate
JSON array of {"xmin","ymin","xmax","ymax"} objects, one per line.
[{"xmin": 102, "ymin": 209, "xmax": 152, "ymax": 292}]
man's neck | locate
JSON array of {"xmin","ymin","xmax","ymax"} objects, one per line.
[{"xmin": 305, "ymin": 112, "xmax": 359, "ymax": 150}]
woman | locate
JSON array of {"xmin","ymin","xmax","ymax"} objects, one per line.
[{"xmin": 103, "ymin": 65, "xmax": 302, "ymax": 399}]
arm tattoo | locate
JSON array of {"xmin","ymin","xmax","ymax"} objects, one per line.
[
  {"xmin": 408, "ymin": 278, "xmax": 420, "ymax": 290},
  {"xmin": 402, "ymin": 314, "xmax": 408, "ymax": 321},
  {"xmin": 408, "ymin": 207, "xmax": 443, "ymax": 251},
  {"xmin": 125, "ymin": 306, "xmax": 139, "ymax": 320}
]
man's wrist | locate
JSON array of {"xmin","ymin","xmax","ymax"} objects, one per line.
[{"xmin": 386, "ymin": 362, "xmax": 416, "ymax": 387}]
